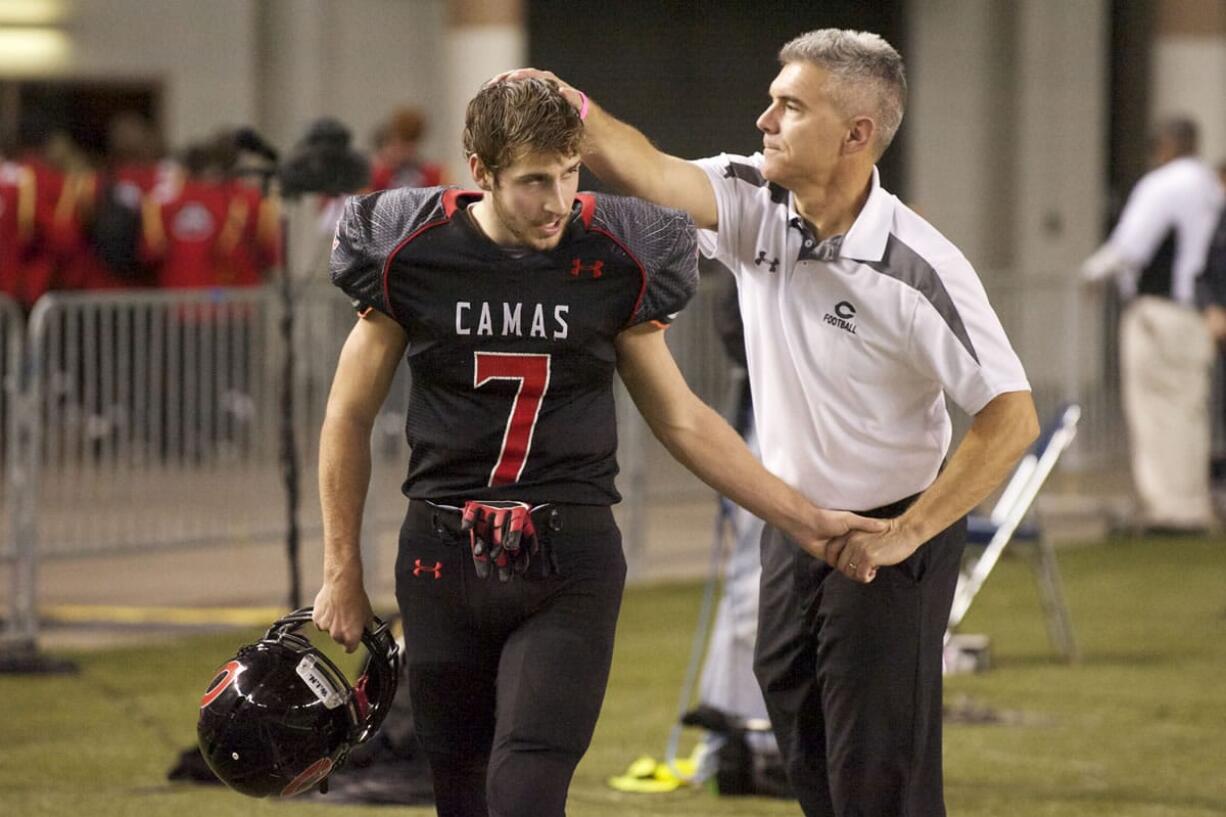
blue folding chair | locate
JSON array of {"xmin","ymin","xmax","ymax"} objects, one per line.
[{"xmin": 947, "ymin": 403, "xmax": 1081, "ymax": 662}]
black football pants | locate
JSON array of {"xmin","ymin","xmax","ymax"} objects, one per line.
[
  {"xmin": 753, "ymin": 496, "xmax": 966, "ymax": 817},
  {"xmin": 396, "ymin": 500, "xmax": 625, "ymax": 817}
]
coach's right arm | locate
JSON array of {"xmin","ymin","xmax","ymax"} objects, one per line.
[{"xmin": 496, "ymin": 69, "xmax": 718, "ymax": 230}]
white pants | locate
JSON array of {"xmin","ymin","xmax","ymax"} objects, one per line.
[{"xmin": 1120, "ymin": 296, "xmax": 1215, "ymax": 528}]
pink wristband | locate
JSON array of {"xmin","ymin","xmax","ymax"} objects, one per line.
[{"xmin": 575, "ymin": 89, "xmax": 589, "ymax": 121}]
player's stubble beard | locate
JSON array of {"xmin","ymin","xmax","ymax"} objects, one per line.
[{"xmin": 489, "ymin": 183, "xmax": 569, "ymax": 252}]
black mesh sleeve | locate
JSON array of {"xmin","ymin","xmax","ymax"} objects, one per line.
[
  {"xmin": 330, "ymin": 187, "xmax": 444, "ymax": 320},
  {"xmin": 590, "ymin": 194, "xmax": 699, "ymax": 327}
]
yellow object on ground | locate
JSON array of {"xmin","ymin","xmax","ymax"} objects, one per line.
[{"xmin": 606, "ymin": 753, "xmax": 699, "ymax": 794}]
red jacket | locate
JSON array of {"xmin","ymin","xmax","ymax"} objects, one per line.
[
  {"xmin": 6, "ymin": 157, "xmax": 63, "ymax": 309},
  {"xmin": 0, "ymin": 161, "xmax": 34, "ymax": 302},
  {"xmin": 52, "ymin": 162, "xmax": 173, "ymax": 291},
  {"xmin": 142, "ymin": 179, "xmax": 277, "ymax": 289}
]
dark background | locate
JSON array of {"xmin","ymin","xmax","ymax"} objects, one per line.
[{"xmin": 528, "ymin": 0, "xmax": 907, "ymax": 196}]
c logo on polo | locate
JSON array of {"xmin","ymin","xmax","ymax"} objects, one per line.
[{"xmin": 834, "ymin": 301, "xmax": 856, "ymax": 320}]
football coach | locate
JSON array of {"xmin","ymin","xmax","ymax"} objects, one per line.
[{"xmin": 501, "ymin": 27, "xmax": 1038, "ymax": 817}]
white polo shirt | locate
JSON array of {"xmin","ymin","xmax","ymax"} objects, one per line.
[
  {"xmin": 693, "ymin": 153, "xmax": 1030, "ymax": 511},
  {"xmin": 1099, "ymin": 156, "xmax": 1223, "ymax": 305}
]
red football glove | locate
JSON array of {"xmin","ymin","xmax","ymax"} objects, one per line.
[{"xmin": 461, "ymin": 501, "xmax": 539, "ymax": 581}]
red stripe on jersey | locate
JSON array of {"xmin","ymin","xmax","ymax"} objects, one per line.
[
  {"xmin": 576, "ymin": 193, "xmax": 597, "ymax": 228},
  {"xmin": 442, "ymin": 188, "xmax": 479, "ymax": 218}
]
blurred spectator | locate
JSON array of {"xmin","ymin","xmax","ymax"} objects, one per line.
[
  {"xmin": 369, "ymin": 107, "xmax": 445, "ymax": 190},
  {"xmin": 1082, "ymin": 116, "xmax": 1223, "ymax": 533},
  {"xmin": 106, "ymin": 112, "xmax": 170, "ymax": 199},
  {"xmin": 690, "ymin": 274, "xmax": 788, "ymax": 797},
  {"xmin": 0, "ymin": 160, "xmax": 34, "ymax": 303},
  {"xmin": 1200, "ymin": 163, "xmax": 1226, "ymax": 490},
  {"xmin": 141, "ymin": 137, "xmax": 274, "ymax": 289},
  {"xmin": 53, "ymin": 115, "xmax": 165, "ymax": 292},
  {"xmin": 9, "ymin": 115, "xmax": 66, "ymax": 311},
  {"xmin": 225, "ymin": 176, "xmax": 281, "ymax": 287}
]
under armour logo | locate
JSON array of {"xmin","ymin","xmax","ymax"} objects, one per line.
[
  {"xmin": 413, "ymin": 559, "xmax": 443, "ymax": 579},
  {"xmin": 754, "ymin": 250, "xmax": 780, "ymax": 273},
  {"xmin": 570, "ymin": 259, "xmax": 604, "ymax": 279}
]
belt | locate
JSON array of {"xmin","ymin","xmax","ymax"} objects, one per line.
[
  {"xmin": 857, "ymin": 491, "xmax": 921, "ymax": 520},
  {"xmin": 407, "ymin": 500, "xmax": 615, "ymax": 537}
]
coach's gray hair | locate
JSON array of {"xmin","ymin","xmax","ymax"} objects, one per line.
[{"xmin": 779, "ymin": 29, "xmax": 907, "ymax": 157}]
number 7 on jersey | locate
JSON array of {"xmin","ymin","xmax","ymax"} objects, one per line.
[{"xmin": 474, "ymin": 352, "xmax": 552, "ymax": 486}]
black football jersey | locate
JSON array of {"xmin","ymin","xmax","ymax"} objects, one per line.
[{"xmin": 331, "ymin": 187, "xmax": 698, "ymax": 505}]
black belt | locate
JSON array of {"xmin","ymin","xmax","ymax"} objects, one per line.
[
  {"xmin": 857, "ymin": 491, "xmax": 921, "ymax": 520},
  {"xmin": 407, "ymin": 500, "xmax": 615, "ymax": 537}
]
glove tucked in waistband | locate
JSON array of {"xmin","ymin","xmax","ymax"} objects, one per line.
[{"xmin": 461, "ymin": 500, "xmax": 539, "ymax": 582}]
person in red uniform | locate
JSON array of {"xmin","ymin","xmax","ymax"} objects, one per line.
[
  {"xmin": 9, "ymin": 119, "xmax": 65, "ymax": 311},
  {"xmin": 142, "ymin": 139, "xmax": 272, "ymax": 289},
  {"xmin": 56, "ymin": 113, "xmax": 169, "ymax": 291},
  {"xmin": 311, "ymin": 78, "xmax": 883, "ymax": 817},
  {"xmin": 141, "ymin": 139, "xmax": 272, "ymax": 462},
  {"xmin": 224, "ymin": 176, "xmax": 280, "ymax": 287},
  {"xmin": 368, "ymin": 107, "xmax": 445, "ymax": 191},
  {"xmin": 0, "ymin": 159, "xmax": 35, "ymax": 302}
]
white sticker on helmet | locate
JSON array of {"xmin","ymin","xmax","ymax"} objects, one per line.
[{"xmin": 295, "ymin": 655, "xmax": 345, "ymax": 709}]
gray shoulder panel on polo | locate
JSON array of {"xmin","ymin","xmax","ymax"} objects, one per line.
[
  {"xmin": 865, "ymin": 235, "xmax": 980, "ymax": 364},
  {"xmin": 723, "ymin": 161, "xmax": 789, "ymax": 204}
]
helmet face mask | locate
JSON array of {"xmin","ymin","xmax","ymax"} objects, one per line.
[{"xmin": 197, "ymin": 608, "xmax": 401, "ymax": 798}]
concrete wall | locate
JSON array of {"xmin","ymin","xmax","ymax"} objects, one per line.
[
  {"xmin": 906, "ymin": 0, "xmax": 1110, "ymax": 410},
  {"xmin": 258, "ymin": 0, "xmax": 450, "ymax": 164},
  {"xmin": 8, "ymin": 0, "xmax": 258, "ymax": 148},
  {"xmin": 0, "ymin": 0, "xmax": 452, "ymax": 161}
]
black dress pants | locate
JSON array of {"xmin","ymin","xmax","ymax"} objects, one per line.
[{"xmin": 753, "ymin": 496, "xmax": 966, "ymax": 817}]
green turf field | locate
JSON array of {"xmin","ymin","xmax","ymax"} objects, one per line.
[{"xmin": 2, "ymin": 533, "xmax": 1224, "ymax": 816}]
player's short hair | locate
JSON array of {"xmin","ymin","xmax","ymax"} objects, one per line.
[
  {"xmin": 463, "ymin": 77, "xmax": 583, "ymax": 177},
  {"xmin": 779, "ymin": 29, "xmax": 907, "ymax": 158}
]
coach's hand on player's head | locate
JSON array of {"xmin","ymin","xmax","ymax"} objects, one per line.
[
  {"xmin": 823, "ymin": 518, "xmax": 919, "ymax": 584},
  {"xmin": 312, "ymin": 574, "xmax": 374, "ymax": 653},
  {"xmin": 489, "ymin": 68, "xmax": 586, "ymax": 115}
]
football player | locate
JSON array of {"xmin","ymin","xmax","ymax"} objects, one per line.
[{"xmin": 312, "ymin": 77, "xmax": 882, "ymax": 817}]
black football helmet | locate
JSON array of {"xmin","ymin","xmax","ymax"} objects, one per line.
[{"xmin": 196, "ymin": 608, "xmax": 400, "ymax": 798}]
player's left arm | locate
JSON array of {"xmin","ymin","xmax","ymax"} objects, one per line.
[
  {"xmin": 615, "ymin": 324, "xmax": 885, "ymax": 558},
  {"xmin": 825, "ymin": 390, "xmax": 1038, "ymax": 582}
]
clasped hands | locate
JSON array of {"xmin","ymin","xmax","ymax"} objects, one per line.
[{"xmin": 801, "ymin": 510, "xmax": 921, "ymax": 584}]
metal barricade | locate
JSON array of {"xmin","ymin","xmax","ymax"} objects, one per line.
[
  {"xmin": 18, "ymin": 287, "xmax": 413, "ymax": 560},
  {"xmin": 1, "ymin": 295, "xmax": 21, "ymax": 559},
  {"xmin": 5, "ymin": 283, "xmax": 658, "ymax": 584},
  {"xmin": 3, "ymin": 267, "xmax": 1131, "ymax": 628},
  {"xmin": 2, "ymin": 294, "xmax": 30, "ymax": 642},
  {"xmin": 981, "ymin": 272, "xmax": 1126, "ymax": 474}
]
